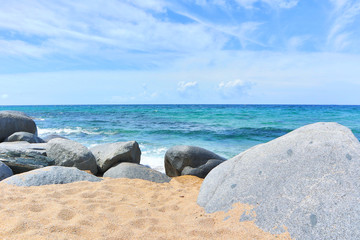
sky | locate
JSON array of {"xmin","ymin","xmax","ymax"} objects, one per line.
[{"xmin": 0, "ymin": 0, "xmax": 359, "ymax": 105}]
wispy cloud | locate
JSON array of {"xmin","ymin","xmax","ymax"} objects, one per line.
[
  {"xmin": 0, "ymin": 0, "xmax": 225, "ymax": 60},
  {"xmin": 177, "ymin": 81, "xmax": 199, "ymax": 97},
  {"xmin": 327, "ymin": 0, "xmax": 360, "ymax": 51},
  {"xmin": 217, "ymin": 80, "xmax": 253, "ymax": 98},
  {"xmin": 1, "ymin": 94, "xmax": 9, "ymax": 99},
  {"xmin": 286, "ymin": 36, "xmax": 311, "ymax": 51},
  {"xmin": 234, "ymin": 0, "xmax": 299, "ymax": 9}
]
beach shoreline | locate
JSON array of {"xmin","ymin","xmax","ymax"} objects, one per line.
[{"xmin": 0, "ymin": 176, "xmax": 291, "ymax": 240}]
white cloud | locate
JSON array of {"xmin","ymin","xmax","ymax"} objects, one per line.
[
  {"xmin": 217, "ymin": 79, "xmax": 252, "ymax": 98},
  {"xmin": 1, "ymin": 94, "xmax": 9, "ymax": 99},
  {"xmin": 177, "ymin": 81, "xmax": 199, "ymax": 96}
]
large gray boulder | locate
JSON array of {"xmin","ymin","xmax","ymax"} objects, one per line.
[
  {"xmin": 2, "ymin": 166, "xmax": 102, "ymax": 186},
  {"xmin": 197, "ymin": 122, "xmax": 360, "ymax": 240},
  {"xmin": 90, "ymin": 141, "xmax": 141, "ymax": 174},
  {"xmin": 5, "ymin": 132, "xmax": 44, "ymax": 143},
  {"xmin": 104, "ymin": 162, "xmax": 171, "ymax": 183},
  {"xmin": 0, "ymin": 111, "xmax": 37, "ymax": 142},
  {"xmin": 46, "ymin": 138, "xmax": 98, "ymax": 175},
  {"xmin": 165, "ymin": 145, "xmax": 226, "ymax": 178},
  {"xmin": 0, "ymin": 161, "xmax": 13, "ymax": 181},
  {"xmin": 0, "ymin": 142, "xmax": 54, "ymax": 173}
]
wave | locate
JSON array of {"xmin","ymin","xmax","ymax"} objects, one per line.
[{"xmin": 37, "ymin": 127, "xmax": 98, "ymax": 136}]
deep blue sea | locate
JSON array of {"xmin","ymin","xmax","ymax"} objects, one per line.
[{"xmin": 1, "ymin": 105, "xmax": 360, "ymax": 172}]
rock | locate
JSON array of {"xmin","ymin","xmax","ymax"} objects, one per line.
[
  {"xmin": 103, "ymin": 162, "xmax": 171, "ymax": 183},
  {"xmin": 4, "ymin": 132, "xmax": 45, "ymax": 143},
  {"xmin": 197, "ymin": 122, "xmax": 360, "ymax": 239},
  {"xmin": 0, "ymin": 111, "xmax": 37, "ymax": 142},
  {"xmin": 164, "ymin": 145, "xmax": 226, "ymax": 178},
  {"xmin": 0, "ymin": 142, "xmax": 54, "ymax": 173},
  {"xmin": 0, "ymin": 161, "xmax": 13, "ymax": 181},
  {"xmin": 181, "ymin": 159, "xmax": 225, "ymax": 178},
  {"xmin": 2, "ymin": 166, "xmax": 102, "ymax": 186},
  {"xmin": 90, "ymin": 141, "xmax": 141, "ymax": 174},
  {"xmin": 46, "ymin": 138, "xmax": 98, "ymax": 175},
  {"xmin": 42, "ymin": 134, "xmax": 67, "ymax": 143}
]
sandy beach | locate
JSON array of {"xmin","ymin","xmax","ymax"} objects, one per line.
[{"xmin": 0, "ymin": 176, "xmax": 291, "ymax": 240}]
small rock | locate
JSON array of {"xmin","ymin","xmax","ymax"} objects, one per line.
[
  {"xmin": 2, "ymin": 166, "xmax": 102, "ymax": 186},
  {"xmin": 42, "ymin": 134, "xmax": 68, "ymax": 143},
  {"xmin": 104, "ymin": 162, "xmax": 171, "ymax": 183},
  {"xmin": 0, "ymin": 142, "xmax": 53, "ymax": 173},
  {"xmin": 90, "ymin": 141, "xmax": 141, "ymax": 174},
  {"xmin": 0, "ymin": 161, "xmax": 13, "ymax": 181},
  {"xmin": 5, "ymin": 132, "xmax": 44, "ymax": 143}
]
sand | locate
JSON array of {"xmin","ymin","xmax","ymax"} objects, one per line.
[{"xmin": 0, "ymin": 176, "xmax": 291, "ymax": 240}]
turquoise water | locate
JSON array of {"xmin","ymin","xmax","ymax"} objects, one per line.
[{"xmin": 1, "ymin": 105, "xmax": 360, "ymax": 172}]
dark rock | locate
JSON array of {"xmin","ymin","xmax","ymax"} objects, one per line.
[
  {"xmin": 0, "ymin": 142, "xmax": 54, "ymax": 173},
  {"xmin": 164, "ymin": 145, "xmax": 226, "ymax": 178},
  {"xmin": 42, "ymin": 134, "xmax": 68, "ymax": 143},
  {"xmin": 0, "ymin": 161, "xmax": 13, "ymax": 181},
  {"xmin": 2, "ymin": 166, "xmax": 102, "ymax": 186},
  {"xmin": 0, "ymin": 111, "xmax": 37, "ymax": 142},
  {"xmin": 181, "ymin": 159, "xmax": 224, "ymax": 178},
  {"xmin": 46, "ymin": 138, "xmax": 98, "ymax": 175},
  {"xmin": 5, "ymin": 131, "xmax": 44, "ymax": 143},
  {"xmin": 90, "ymin": 141, "xmax": 141, "ymax": 174},
  {"xmin": 103, "ymin": 162, "xmax": 171, "ymax": 183},
  {"xmin": 197, "ymin": 122, "xmax": 360, "ymax": 239}
]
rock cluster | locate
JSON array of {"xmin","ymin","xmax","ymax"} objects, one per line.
[{"xmin": 0, "ymin": 110, "xmax": 170, "ymax": 185}]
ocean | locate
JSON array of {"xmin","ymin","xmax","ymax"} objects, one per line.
[{"xmin": 1, "ymin": 105, "xmax": 360, "ymax": 172}]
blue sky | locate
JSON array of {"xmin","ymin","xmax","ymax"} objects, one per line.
[{"xmin": 0, "ymin": 0, "xmax": 359, "ymax": 105}]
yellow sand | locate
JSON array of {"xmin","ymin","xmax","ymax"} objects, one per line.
[{"xmin": 0, "ymin": 176, "xmax": 291, "ymax": 240}]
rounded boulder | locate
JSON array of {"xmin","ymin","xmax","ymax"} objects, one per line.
[
  {"xmin": 164, "ymin": 145, "xmax": 226, "ymax": 178},
  {"xmin": 2, "ymin": 166, "xmax": 101, "ymax": 186},
  {"xmin": 198, "ymin": 122, "xmax": 360, "ymax": 239},
  {"xmin": 46, "ymin": 138, "xmax": 98, "ymax": 175},
  {"xmin": 0, "ymin": 111, "xmax": 37, "ymax": 142},
  {"xmin": 104, "ymin": 162, "xmax": 171, "ymax": 183}
]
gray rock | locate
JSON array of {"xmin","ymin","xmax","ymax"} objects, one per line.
[
  {"xmin": 0, "ymin": 111, "xmax": 37, "ymax": 142},
  {"xmin": 90, "ymin": 141, "xmax": 141, "ymax": 174},
  {"xmin": 2, "ymin": 166, "xmax": 101, "ymax": 186},
  {"xmin": 181, "ymin": 159, "xmax": 225, "ymax": 178},
  {"xmin": 104, "ymin": 162, "xmax": 171, "ymax": 183},
  {"xmin": 46, "ymin": 138, "xmax": 98, "ymax": 175},
  {"xmin": 164, "ymin": 145, "xmax": 226, "ymax": 178},
  {"xmin": 0, "ymin": 161, "xmax": 13, "ymax": 181},
  {"xmin": 197, "ymin": 122, "xmax": 360, "ymax": 240},
  {"xmin": 42, "ymin": 134, "xmax": 67, "ymax": 143},
  {"xmin": 0, "ymin": 142, "xmax": 54, "ymax": 173},
  {"xmin": 5, "ymin": 131, "xmax": 44, "ymax": 143}
]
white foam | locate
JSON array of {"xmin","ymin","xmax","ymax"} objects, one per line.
[
  {"xmin": 37, "ymin": 127, "xmax": 97, "ymax": 136},
  {"xmin": 140, "ymin": 155, "xmax": 165, "ymax": 173}
]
